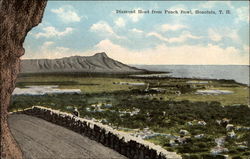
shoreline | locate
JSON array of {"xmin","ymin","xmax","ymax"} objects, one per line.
[{"xmin": 18, "ymin": 71, "xmax": 249, "ymax": 87}]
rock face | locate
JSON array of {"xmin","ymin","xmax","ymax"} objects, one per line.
[
  {"xmin": 21, "ymin": 52, "xmax": 145, "ymax": 74},
  {"xmin": 0, "ymin": 0, "xmax": 47, "ymax": 158}
]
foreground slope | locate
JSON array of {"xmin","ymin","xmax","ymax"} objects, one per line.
[
  {"xmin": 9, "ymin": 114, "xmax": 127, "ymax": 159},
  {"xmin": 21, "ymin": 52, "xmax": 145, "ymax": 74}
]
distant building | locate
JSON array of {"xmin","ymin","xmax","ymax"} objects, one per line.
[
  {"xmin": 73, "ymin": 107, "xmax": 80, "ymax": 117},
  {"xmin": 227, "ymin": 131, "xmax": 236, "ymax": 138},
  {"xmin": 226, "ymin": 124, "xmax": 234, "ymax": 131},
  {"xmin": 194, "ymin": 134, "xmax": 204, "ymax": 139},
  {"xmin": 179, "ymin": 129, "xmax": 189, "ymax": 135},
  {"xmin": 198, "ymin": 120, "xmax": 207, "ymax": 126}
]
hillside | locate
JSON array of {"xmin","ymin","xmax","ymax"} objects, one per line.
[{"xmin": 20, "ymin": 52, "xmax": 145, "ymax": 74}]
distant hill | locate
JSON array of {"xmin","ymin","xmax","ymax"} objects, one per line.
[{"xmin": 20, "ymin": 52, "xmax": 146, "ymax": 74}]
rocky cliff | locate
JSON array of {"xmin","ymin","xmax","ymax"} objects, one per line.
[
  {"xmin": 0, "ymin": 0, "xmax": 47, "ymax": 158},
  {"xmin": 21, "ymin": 52, "xmax": 145, "ymax": 74}
]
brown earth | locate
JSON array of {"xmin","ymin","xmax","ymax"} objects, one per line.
[
  {"xmin": 0, "ymin": 0, "xmax": 47, "ymax": 158},
  {"xmin": 8, "ymin": 114, "xmax": 127, "ymax": 159}
]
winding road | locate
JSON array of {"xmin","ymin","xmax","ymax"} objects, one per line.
[{"xmin": 8, "ymin": 114, "xmax": 127, "ymax": 159}]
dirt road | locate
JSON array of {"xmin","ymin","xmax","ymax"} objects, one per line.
[{"xmin": 8, "ymin": 114, "xmax": 127, "ymax": 159}]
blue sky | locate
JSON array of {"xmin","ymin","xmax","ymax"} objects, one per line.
[{"xmin": 23, "ymin": 1, "xmax": 249, "ymax": 65}]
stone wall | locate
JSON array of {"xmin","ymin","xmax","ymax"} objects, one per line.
[{"xmin": 20, "ymin": 106, "xmax": 181, "ymax": 159}]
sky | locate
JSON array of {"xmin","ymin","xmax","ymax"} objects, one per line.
[{"xmin": 23, "ymin": 1, "xmax": 249, "ymax": 65}]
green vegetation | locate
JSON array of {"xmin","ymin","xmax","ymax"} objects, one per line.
[
  {"xmin": 10, "ymin": 73, "xmax": 250, "ymax": 158},
  {"xmin": 16, "ymin": 74, "xmax": 249, "ymax": 105}
]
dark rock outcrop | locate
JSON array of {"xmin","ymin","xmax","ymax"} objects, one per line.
[
  {"xmin": 0, "ymin": 0, "xmax": 47, "ymax": 158},
  {"xmin": 21, "ymin": 52, "xmax": 145, "ymax": 74}
]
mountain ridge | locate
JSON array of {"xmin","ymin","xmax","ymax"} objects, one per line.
[{"xmin": 20, "ymin": 52, "xmax": 146, "ymax": 74}]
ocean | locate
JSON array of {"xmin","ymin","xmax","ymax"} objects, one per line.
[{"xmin": 132, "ymin": 65, "xmax": 249, "ymax": 85}]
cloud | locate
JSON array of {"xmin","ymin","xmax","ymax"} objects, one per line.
[
  {"xmin": 243, "ymin": 45, "xmax": 249, "ymax": 53},
  {"xmin": 94, "ymin": 39, "xmax": 248, "ymax": 65},
  {"xmin": 147, "ymin": 31, "xmax": 202, "ymax": 43},
  {"xmin": 147, "ymin": 32, "xmax": 168, "ymax": 42},
  {"xmin": 226, "ymin": 29, "xmax": 240, "ymax": 42},
  {"xmin": 236, "ymin": 6, "xmax": 249, "ymax": 23},
  {"xmin": 199, "ymin": 2, "xmax": 218, "ymax": 9},
  {"xmin": 24, "ymin": 41, "xmax": 81, "ymax": 59},
  {"xmin": 115, "ymin": 17, "xmax": 126, "ymax": 27},
  {"xmin": 94, "ymin": 39, "xmax": 143, "ymax": 63},
  {"xmin": 41, "ymin": 41, "xmax": 54, "ymax": 49},
  {"xmin": 39, "ymin": 41, "xmax": 71, "ymax": 59},
  {"xmin": 161, "ymin": 24, "xmax": 187, "ymax": 32},
  {"xmin": 208, "ymin": 28, "xmax": 240, "ymax": 42},
  {"xmin": 90, "ymin": 21, "xmax": 125, "ymax": 39},
  {"xmin": 208, "ymin": 29, "xmax": 222, "ymax": 42},
  {"xmin": 34, "ymin": 26, "xmax": 73, "ymax": 38},
  {"xmin": 51, "ymin": 6, "xmax": 81, "ymax": 23},
  {"xmin": 127, "ymin": 8, "xmax": 143, "ymax": 22},
  {"xmin": 23, "ymin": 39, "xmax": 248, "ymax": 65},
  {"xmin": 198, "ymin": 2, "xmax": 248, "ymax": 23},
  {"xmin": 90, "ymin": 21, "xmax": 114, "ymax": 34},
  {"xmin": 169, "ymin": 5, "xmax": 188, "ymax": 13},
  {"xmin": 199, "ymin": 1, "xmax": 233, "ymax": 9},
  {"xmin": 130, "ymin": 28, "xmax": 143, "ymax": 34}
]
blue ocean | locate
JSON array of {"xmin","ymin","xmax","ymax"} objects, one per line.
[{"xmin": 132, "ymin": 65, "xmax": 249, "ymax": 85}]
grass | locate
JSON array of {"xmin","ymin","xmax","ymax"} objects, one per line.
[
  {"xmin": 163, "ymin": 86, "xmax": 249, "ymax": 106},
  {"xmin": 15, "ymin": 74, "xmax": 249, "ymax": 105},
  {"xmin": 11, "ymin": 73, "xmax": 250, "ymax": 158},
  {"xmin": 17, "ymin": 74, "xmax": 145, "ymax": 93}
]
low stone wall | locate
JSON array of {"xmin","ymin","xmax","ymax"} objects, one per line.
[{"xmin": 19, "ymin": 106, "xmax": 181, "ymax": 159}]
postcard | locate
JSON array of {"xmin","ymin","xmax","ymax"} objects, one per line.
[{"xmin": 1, "ymin": 1, "xmax": 249, "ymax": 159}]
